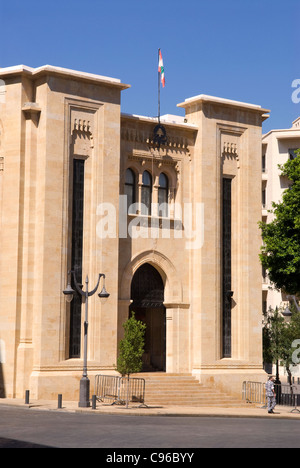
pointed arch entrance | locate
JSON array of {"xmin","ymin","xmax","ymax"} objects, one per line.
[{"xmin": 130, "ymin": 263, "xmax": 166, "ymax": 372}]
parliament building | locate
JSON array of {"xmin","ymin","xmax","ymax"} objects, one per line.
[{"xmin": 0, "ymin": 65, "xmax": 269, "ymax": 400}]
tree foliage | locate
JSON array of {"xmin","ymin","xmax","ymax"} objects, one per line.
[
  {"xmin": 263, "ymin": 307, "xmax": 285, "ymax": 365},
  {"xmin": 116, "ymin": 312, "xmax": 146, "ymax": 377},
  {"xmin": 260, "ymin": 151, "xmax": 300, "ymax": 295},
  {"xmin": 263, "ymin": 305, "xmax": 300, "ymax": 383}
]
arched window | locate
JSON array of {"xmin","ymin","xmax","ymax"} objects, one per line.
[
  {"xmin": 141, "ymin": 170, "xmax": 152, "ymax": 215},
  {"xmin": 125, "ymin": 168, "xmax": 136, "ymax": 213},
  {"xmin": 158, "ymin": 173, "xmax": 169, "ymax": 217}
]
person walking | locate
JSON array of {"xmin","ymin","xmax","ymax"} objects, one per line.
[{"xmin": 266, "ymin": 375, "xmax": 276, "ymax": 414}]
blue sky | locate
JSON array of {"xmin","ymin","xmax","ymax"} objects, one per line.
[{"xmin": 1, "ymin": 0, "xmax": 298, "ymax": 132}]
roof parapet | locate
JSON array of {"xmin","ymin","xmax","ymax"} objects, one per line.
[
  {"xmin": 178, "ymin": 94, "xmax": 270, "ymax": 116},
  {"xmin": 0, "ymin": 64, "xmax": 130, "ymax": 90}
]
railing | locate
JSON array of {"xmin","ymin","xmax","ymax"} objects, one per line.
[
  {"xmin": 95, "ymin": 375, "xmax": 121, "ymax": 404},
  {"xmin": 243, "ymin": 381, "xmax": 300, "ymax": 412},
  {"xmin": 95, "ymin": 374, "xmax": 147, "ymax": 407}
]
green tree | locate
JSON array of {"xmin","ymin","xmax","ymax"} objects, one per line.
[
  {"xmin": 263, "ymin": 307, "xmax": 286, "ymax": 371},
  {"xmin": 260, "ymin": 151, "xmax": 300, "ymax": 295},
  {"xmin": 116, "ymin": 312, "xmax": 146, "ymax": 408},
  {"xmin": 280, "ymin": 305, "xmax": 300, "ymax": 385},
  {"xmin": 117, "ymin": 312, "xmax": 146, "ymax": 377},
  {"xmin": 263, "ymin": 306, "xmax": 300, "ymax": 385}
]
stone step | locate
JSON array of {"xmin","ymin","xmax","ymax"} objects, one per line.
[
  {"xmin": 146, "ymin": 385, "xmax": 225, "ymax": 391},
  {"xmin": 145, "ymin": 393, "xmax": 238, "ymax": 400},
  {"xmin": 147, "ymin": 403, "xmax": 246, "ymax": 407},
  {"xmin": 146, "ymin": 393, "xmax": 236, "ymax": 399},
  {"xmin": 130, "ymin": 373, "xmax": 244, "ymax": 407},
  {"xmin": 134, "ymin": 373, "xmax": 193, "ymax": 379},
  {"xmin": 146, "ymin": 399, "xmax": 240, "ymax": 406}
]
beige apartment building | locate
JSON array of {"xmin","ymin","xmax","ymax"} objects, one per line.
[
  {"xmin": 0, "ymin": 64, "xmax": 269, "ymax": 401},
  {"xmin": 262, "ymin": 118, "xmax": 300, "ymax": 312}
]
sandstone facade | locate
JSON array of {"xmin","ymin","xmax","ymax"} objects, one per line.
[{"xmin": 0, "ymin": 65, "xmax": 269, "ymax": 400}]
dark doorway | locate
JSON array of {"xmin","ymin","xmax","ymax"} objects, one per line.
[{"xmin": 130, "ymin": 263, "xmax": 166, "ymax": 372}]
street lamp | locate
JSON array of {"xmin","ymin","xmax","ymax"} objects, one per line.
[
  {"xmin": 286, "ymin": 295, "xmax": 300, "ymax": 313},
  {"xmin": 282, "ymin": 306, "xmax": 293, "ymax": 321},
  {"xmin": 282, "ymin": 296, "xmax": 300, "ymax": 324},
  {"xmin": 63, "ymin": 270, "xmax": 110, "ymax": 407}
]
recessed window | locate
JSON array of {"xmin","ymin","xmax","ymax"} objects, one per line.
[
  {"xmin": 70, "ymin": 158, "xmax": 85, "ymax": 358},
  {"xmin": 141, "ymin": 170, "xmax": 152, "ymax": 215},
  {"xmin": 158, "ymin": 173, "xmax": 169, "ymax": 217},
  {"xmin": 262, "ymin": 189, "xmax": 266, "ymax": 208},
  {"xmin": 125, "ymin": 168, "xmax": 136, "ymax": 214},
  {"xmin": 289, "ymin": 149, "xmax": 298, "ymax": 160},
  {"xmin": 262, "ymin": 154, "xmax": 266, "ymax": 173}
]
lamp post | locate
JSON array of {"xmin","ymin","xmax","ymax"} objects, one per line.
[
  {"xmin": 274, "ymin": 306, "xmax": 293, "ymax": 386},
  {"xmin": 282, "ymin": 306, "xmax": 293, "ymax": 322},
  {"xmin": 286, "ymin": 295, "xmax": 300, "ymax": 313},
  {"xmin": 63, "ymin": 270, "xmax": 110, "ymax": 408}
]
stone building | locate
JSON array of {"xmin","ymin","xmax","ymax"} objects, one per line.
[
  {"xmin": 261, "ymin": 118, "xmax": 300, "ymax": 312},
  {"xmin": 0, "ymin": 65, "xmax": 269, "ymax": 400}
]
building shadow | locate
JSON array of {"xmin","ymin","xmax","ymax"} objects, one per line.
[
  {"xmin": 0, "ymin": 363, "xmax": 6, "ymax": 398},
  {"xmin": 0, "ymin": 437, "xmax": 51, "ymax": 448}
]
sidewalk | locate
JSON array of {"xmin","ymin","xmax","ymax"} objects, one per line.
[{"xmin": 1, "ymin": 397, "xmax": 300, "ymax": 419}]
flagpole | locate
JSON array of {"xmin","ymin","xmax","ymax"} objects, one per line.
[
  {"xmin": 155, "ymin": 49, "xmax": 167, "ymax": 148},
  {"xmin": 158, "ymin": 48, "xmax": 161, "ymax": 124}
]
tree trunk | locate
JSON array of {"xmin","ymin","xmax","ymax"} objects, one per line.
[
  {"xmin": 286, "ymin": 364, "xmax": 294, "ymax": 405},
  {"xmin": 126, "ymin": 375, "xmax": 130, "ymax": 409}
]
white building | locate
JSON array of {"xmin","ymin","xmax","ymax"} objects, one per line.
[{"xmin": 262, "ymin": 117, "xmax": 300, "ymax": 312}]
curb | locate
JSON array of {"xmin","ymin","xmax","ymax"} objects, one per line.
[{"xmin": 1, "ymin": 399, "xmax": 300, "ymax": 420}]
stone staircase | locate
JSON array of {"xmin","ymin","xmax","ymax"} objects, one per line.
[{"xmin": 132, "ymin": 373, "xmax": 246, "ymax": 407}]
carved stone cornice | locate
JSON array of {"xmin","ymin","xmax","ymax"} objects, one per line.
[
  {"xmin": 22, "ymin": 102, "xmax": 41, "ymax": 126},
  {"xmin": 22, "ymin": 102, "xmax": 42, "ymax": 117},
  {"xmin": 121, "ymin": 125, "xmax": 191, "ymax": 152},
  {"xmin": 128, "ymin": 150, "xmax": 181, "ymax": 175}
]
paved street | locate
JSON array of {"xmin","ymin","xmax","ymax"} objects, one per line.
[{"xmin": 1, "ymin": 405, "xmax": 300, "ymax": 449}]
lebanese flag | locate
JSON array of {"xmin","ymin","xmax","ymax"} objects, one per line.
[{"xmin": 158, "ymin": 49, "xmax": 165, "ymax": 88}]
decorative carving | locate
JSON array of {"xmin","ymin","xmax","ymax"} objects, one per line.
[
  {"xmin": 221, "ymin": 136, "xmax": 240, "ymax": 170},
  {"xmin": 0, "ymin": 157, "xmax": 3, "ymax": 171},
  {"xmin": 128, "ymin": 151, "xmax": 180, "ymax": 172},
  {"xmin": 71, "ymin": 112, "xmax": 95, "ymax": 158},
  {"xmin": 219, "ymin": 125, "xmax": 246, "ymax": 173},
  {"xmin": 153, "ymin": 124, "xmax": 168, "ymax": 147},
  {"xmin": 73, "ymin": 119, "xmax": 92, "ymax": 134},
  {"xmin": 121, "ymin": 124, "xmax": 191, "ymax": 152},
  {"xmin": 223, "ymin": 141, "xmax": 237, "ymax": 155}
]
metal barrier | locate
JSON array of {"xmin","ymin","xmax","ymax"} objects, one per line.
[
  {"xmin": 243, "ymin": 381, "xmax": 300, "ymax": 412},
  {"xmin": 95, "ymin": 374, "xmax": 147, "ymax": 407},
  {"xmin": 242, "ymin": 381, "xmax": 266, "ymax": 405},
  {"xmin": 119, "ymin": 376, "xmax": 146, "ymax": 405},
  {"xmin": 95, "ymin": 375, "xmax": 121, "ymax": 404}
]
